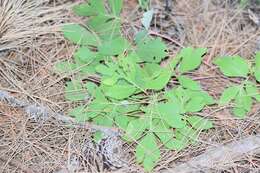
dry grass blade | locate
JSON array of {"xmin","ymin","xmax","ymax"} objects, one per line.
[{"xmin": 0, "ymin": 0, "xmax": 72, "ymax": 52}]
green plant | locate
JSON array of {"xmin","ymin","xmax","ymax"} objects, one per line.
[
  {"xmin": 214, "ymin": 54, "xmax": 260, "ymax": 118},
  {"xmin": 138, "ymin": 0, "xmax": 150, "ymax": 10},
  {"xmin": 239, "ymin": 0, "xmax": 260, "ymax": 8},
  {"xmin": 54, "ymin": 0, "xmax": 260, "ymax": 171}
]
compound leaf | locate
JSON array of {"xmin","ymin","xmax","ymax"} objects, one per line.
[
  {"xmin": 102, "ymin": 74, "xmax": 120, "ymax": 86},
  {"xmin": 214, "ymin": 56, "xmax": 249, "ymax": 77},
  {"xmin": 95, "ymin": 64, "xmax": 115, "ymax": 76},
  {"xmin": 176, "ymin": 126, "xmax": 198, "ymax": 144},
  {"xmin": 114, "ymin": 115, "xmax": 130, "ymax": 130},
  {"xmin": 137, "ymin": 38, "xmax": 167, "ymax": 63},
  {"xmin": 186, "ymin": 90, "xmax": 215, "ymax": 105},
  {"xmin": 73, "ymin": 0, "xmax": 105, "ymax": 16},
  {"xmin": 219, "ymin": 85, "xmax": 240, "ymax": 106},
  {"xmin": 93, "ymin": 115, "xmax": 114, "ymax": 127},
  {"xmin": 109, "ymin": 0, "xmax": 123, "ymax": 16},
  {"xmin": 68, "ymin": 106, "xmax": 91, "ymax": 122},
  {"xmin": 62, "ymin": 24, "xmax": 99, "ymax": 46},
  {"xmin": 135, "ymin": 30, "xmax": 149, "ymax": 44},
  {"xmin": 135, "ymin": 133, "xmax": 161, "ymax": 172},
  {"xmin": 152, "ymin": 121, "xmax": 180, "ymax": 150},
  {"xmin": 93, "ymin": 131, "xmax": 104, "ymax": 143},
  {"xmin": 157, "ymin": 102, "xmax": 186, "ymax": 128},
  {"xmin": 178, "ymin": 47, "xmax": 207, "ymax": 73},
  {"xmin": 88, "ymin": 15, "xmax": 121, "ymax": 40},
  {"xmin": 74, "ymin": 47, "xmax": 97, "ymax": 64},
  {"xmin": 98, "ymin": 37, "xmax": 130, "ymax": 55},
  {"xmin": 86, "ymin": 100, "xmax": 108, "ymax": 118},
  {"xmin": 102, "ymin": 84, "xmax": 137, "ymax": 100},
  {"xmin": 185, "ymin": 97, "xmax": 205, "ymax": 112},
  {"xmin": 235, "ymin": 92, "xmax": 253, "ymax": 112},
  {"xmin": 187, "ymin": 115, "xmax": 213, "ymax": 130},
  {"xmin": 254, "ymin": 52, "xmax": 260, "ymax": 82},
  {"xmin": 144, "ymin": 68, "xmax": 172, "ymax": 90},
  {"xmin": 65, "ymin": 81, "xmax": 87, "ymax": 101},
  {"xmin": 232, "ymin": 90, "xmax": 252, "ymax": 118},
  {"xmin": 178, "ymin": 75, "xmax": 201, "ymax": 90},
  {"xmin": 123, "ymin": 118, "xmax": 148, "ymax": 142},
  {"xmin": 233, "ymin": 107, "xmax": 247, "ymax": 118},
  {"xmin": 245, "ymin": 82, "xmax": 260, "ymax": 101},
  {"xmin": 54, "ymin": 61, "xmax": 77, "ymax": 73}
]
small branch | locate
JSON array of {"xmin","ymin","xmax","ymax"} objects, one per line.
[
  {"xmin": 0, "ymin": 90, "xmax": 120, "ymax": 137},
  {"xmin": 162, "ymin": 135, "xmax": 260, "ymax": 173},
  {"xmin": 149, "ymin": 30, "xmax": 184, "ymax": 48}
]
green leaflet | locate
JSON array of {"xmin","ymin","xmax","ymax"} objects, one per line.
[
  {"xmin": 186, "ymin": 90, "xmax": 215, "ymax": 105},
  {"xmin": 134, "ymin": 30, "xmax": 149, "ymax": 45},
  {"xmin": 138, "ymin": 0, "xmax": 150, "ymax": 9},
  {"xmin": 152, "ymin": 121, "xmax": 183, "ymax": 150},
  {"xmin": 233, "ymin": 89, "xmax": 253, "ymax": 118},
  {"xmin": 93, "ymin": 131, "xmax": 104, "ymax": 143},
  {"xmin": 62, "ymin": 24, "xmax": 99, "ymax": 46},
  {"xmin": 54, "ymin": 61, "xmax": 77, "ymax": 73},
  {"xmin": 164, "ymin": 87, "xmax": 215, "ymax": 114},
  {"xmin": 185, "ymin": 97, "xmax": 205, "ymax": 112},
  {"xmin": 88, "ymin": 15, "xmax": 121, "ymax": 40},
  {"xmin": 74, "ymin": 47, "xmax": 97, "ymax": 64},
  {"xmin": 123, "ymin": 118, "xmax": 148, "ymax": 142},
  {"xmin": 157, "ymin": 102, "xmax": 186, "ymax": 128},
  {"xmin": 142, "ymin": 63, "xmax": 162, "ymax": 78},
  {"xmin": 187, "ymin": 115, "xmax": 213, "ymax": 130},
  {"xmin": 178, "ymin": 75, "xmax": 201, "ymax": 90},
  {"xmin": 238, "ymin": 90, "xmax": 253, "ymax": 112},
  {"xmin": 65, "ymin": 81, "xmax": 87, "ymax": 101},
  {"xmin": 178, "ymin": 47, "xmax": 207, "ymax": 73},
  {"xmin": 73, "ymin": 0, "xmax": 105, "ymax": 16},
  {"xmin": 232, "ymin": 107, "xmax": 247, "ymax": 119},
  {"xmin": 254, "ymin": 52, "xmax": 260, "ymax": 82},
  {"xmin": 98, "ymin": 37, "xmax": 130, "ymax": 55},
  {"xmin": 214, "ymin": 55, "xmax": 249, "ymax": 77},
  {"xmin": 71, "ymin": 0, "xmax": 123, "ymax": 43},
  {"xmin": 144, "ymin": 67, "xmax": 172, "ymax": 90},
  {"xmin": 135, "ymin": 133, "xmax": 161, "ymax": 172},
  {"xmin": 167, "ymin": 53, "xmax": 182, "ymax": 70},
  {"xmin": 68, "ymin": 106, "xmax": 90, "ymax": 122},
  {"xmin": 219, "ymin": 85, "xmax": 240, "ymax": 106},
  {"xmin": 108, "ymin": 0, "xmax": 123, "ymax": 16},
  {"xmin": 95, "ymin": 63, "xmax": 116, "ymax": 76},
  {"xmin": 136, "ymin": 38, "xmax": 167, "ymax": 63},
  {"xmin": 245, "ymin": 82, "xmax": 260, "ymax": 101},
  {"xmin": 176, "ymin": 126, "xmax": 198, "ymax": 145},
  {"xmin": 93, "ymin": 115, "xmax": 114, "ymax": 127},
  {"xmin": 85, "ymin": 100, "xmax": 109, "ymax": 119},
  {"xmin": 84, "ymin": 82, "xmax": 99, "ymax": 97},
  {"xmin": 102, "ymin": 74, "xmax": 120, "ymax": 86},
  {"xmin": 114, "ymin": 115, "xmax": 130, "ymax": 130},
  {"xmin": 101, "ymin": 84, "xmax": 137, "ymax": 100}
]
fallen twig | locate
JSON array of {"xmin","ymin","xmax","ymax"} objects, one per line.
[
  {"xmin": 162, "ymin": 135, "xmax": 260, "ymax": 173},
  {"xmin": 0, "ymin": 90, "xmax": 120, "ymax": 136}
]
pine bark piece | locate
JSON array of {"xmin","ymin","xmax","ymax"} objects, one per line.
[{"xmin": 162, "ymin": 135, "xmax": 260, "ymax": 173}]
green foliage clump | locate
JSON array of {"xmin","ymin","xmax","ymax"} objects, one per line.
[
  {"xmin": 54, "ymin": 0, "xmax": 260, "ymax": 171},
  {"xmin": 214, "ymin": 54, "xmax": 260, "ymax": 118}
]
